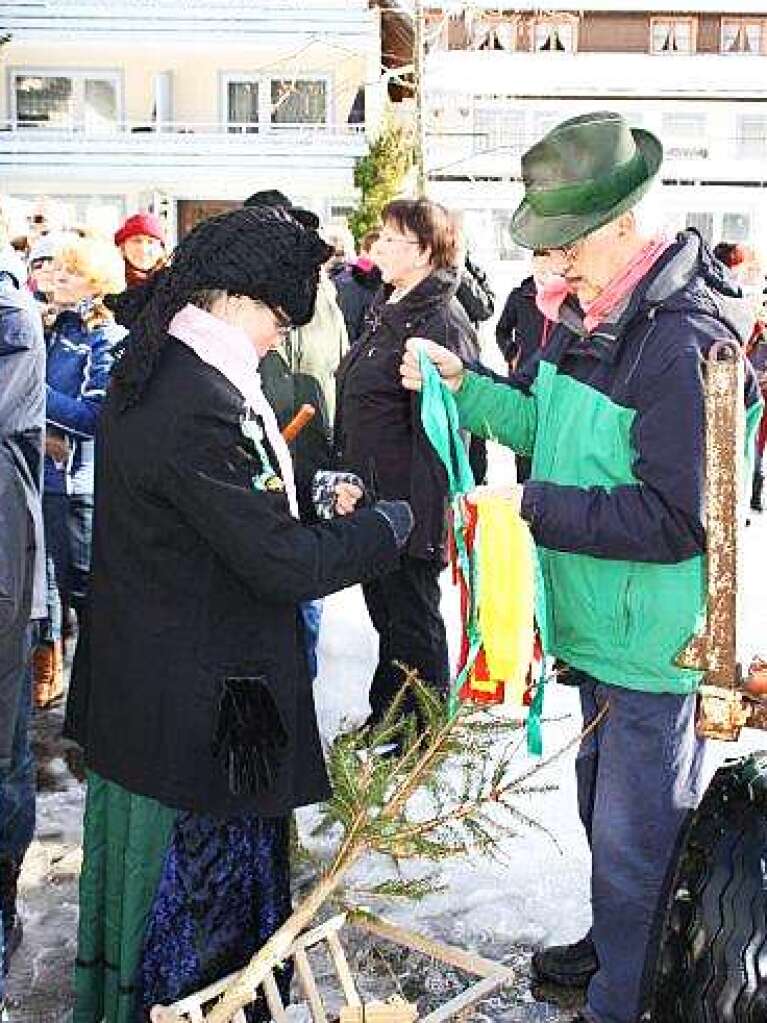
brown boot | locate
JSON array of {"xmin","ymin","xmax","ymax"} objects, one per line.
[{"xmin": 32, "ymin": 641, "xmax": 64, "ymax": 709}]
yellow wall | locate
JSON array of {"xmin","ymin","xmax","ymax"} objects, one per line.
[{"xmin": 2, "ymin": 40, "xmax": 367, "ymax": 125}]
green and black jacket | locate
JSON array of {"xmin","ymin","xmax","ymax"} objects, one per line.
[{"xmin": 455, "ymin": 231, "xmax": 763, "ymax": 693}]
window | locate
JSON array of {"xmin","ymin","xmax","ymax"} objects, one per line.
[
  {"xmin": 222, "ymin": 74, "xmax": 329, "ymax": 133},
  {"xmin": 685, "ymin": 212, "xmax": 713, "ymax": 245},
  {"xmin": 270, "ymin": 79, "xmax": 327, "ymax": 126},
  {"xmin": 533, "ymin": 19, "xmax": 575, "ymax": 52},
  {"xmin": 661, "ymin": 112, "xmax": 708, "ymax": 160},
  {"xmin": 227, "ymin": 79, "xmax": 259, "ymax": 134},
  {"xmin": 651, "ymin": 19, "xmax": 695, "ymax": 54},
  {"xmin": 721, "ymin": 213, "xmax": 751, "ymax": 243},
  {"xmin": 473, "ymin": 108, "xmax": 525, "ymax": 155},
  {"xmin": 471, "ymin": 17, "xmax": 516, "ymax": 51},
  {"xmin": 737, "ymin": 116, "xmax": 767, "ymax": 158},
  {"xmin": 12, "ymin": 69, "xmax": 119, "ymax": 130},
  {"xmin": 721, "ymin": 20, "xmax": 763, "ymax": 54}
]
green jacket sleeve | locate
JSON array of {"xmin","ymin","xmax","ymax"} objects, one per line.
[{"xmin": 453, "ymin": 369, "xmax": 537, "ymax": 457}]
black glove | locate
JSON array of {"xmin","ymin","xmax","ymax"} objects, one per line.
[
  {"xmin": 212, "ymin": 676, "xmax": 288, "ymax": 796},
  {"xmin": 372, "ymin": 500, "xmax": 414, "ymax": 549}
]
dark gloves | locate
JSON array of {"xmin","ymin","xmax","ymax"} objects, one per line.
[
  {"xmin": 212, "ymin": 676, "xmax": 288, "ymax": 796},
  {"xmin": 312, "ymin": 470, "xmax": 365, "ymax": 520},
  {"xmin": 372, "ymin": 500, "xmax": 414, "ymax": 549}
]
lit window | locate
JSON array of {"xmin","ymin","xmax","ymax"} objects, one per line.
[
  {"xmin": 13, "ymin": 71, "xmax": 118, "ymax": 130},
  {"xmin": 721, "ymin": 20, "xmax": 763, "ymax": 54},
  {"xmin": 651, "ymin": 19, "xmax": 695, "ymax": 54},
  {"xmin": 533, "ymin": 20, "xmax": 575, "ymax": 53}
]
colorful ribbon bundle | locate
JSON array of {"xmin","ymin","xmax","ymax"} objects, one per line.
[{"xmin": 418, "ymin": 349, "xmax": 547, "ymax": 754}]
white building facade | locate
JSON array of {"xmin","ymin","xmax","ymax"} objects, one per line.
[
  {"xmin": 415, "ymin": 2, "xmax": 767, "ymax": 291},
  {"xmin": 0, "ymin": 0, "xmax": 383, "ymax": 238}
]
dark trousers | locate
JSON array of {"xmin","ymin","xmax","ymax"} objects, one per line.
[
  {"xmin": 362, "ymin": 556, "xmax": 449, "ymax": 724},
  {"xmin": 575, "ymin": 673, "xmax": 705, "ymax": 1023}
]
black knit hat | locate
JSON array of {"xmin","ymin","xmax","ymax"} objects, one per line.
[
  {"xmin": 110, "ymin": 205, "xmax": 332, "ymax": 408},
  {"xmin": 243, "ymin": 188, "xmax": 321, "ymax": 231}
]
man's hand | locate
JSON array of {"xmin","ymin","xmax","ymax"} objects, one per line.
[
  {"xmin": 334, "ymin": 481, "xmax": 364, "ymax": 516},
  {"xmin": 400, "ymin": 338, "xmax": 465, "ymax": 394},
  {"xmin": 465, "ymin": 483, "xmax": 524, "ymax": 516}
]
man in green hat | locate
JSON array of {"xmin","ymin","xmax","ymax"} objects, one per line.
[{"xmin": 401, "ymin": 111, "xmax": 764, "ymax": 1023}]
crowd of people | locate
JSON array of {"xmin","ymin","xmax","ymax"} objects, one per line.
[{"xmin": 0, "ymin": 108, "xmax": 766, "ymax": 1023}]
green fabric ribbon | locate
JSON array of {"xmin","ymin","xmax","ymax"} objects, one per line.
[{"xmin": 418, "ymin": 350, "xmax": 548, "ymax": 754}]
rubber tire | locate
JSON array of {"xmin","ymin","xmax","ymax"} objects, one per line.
[{"xmin": 649, "ymin": 751, "xmax": 767, "ymax": 1022}]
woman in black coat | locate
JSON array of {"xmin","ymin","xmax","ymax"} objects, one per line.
[
  {"xmin": 334, "ymin": 199, "xmax": 476, "ymax": 728},
  {"xmin": 66, "ymin": 207, "xmax": 412, "ymax": 1022}
]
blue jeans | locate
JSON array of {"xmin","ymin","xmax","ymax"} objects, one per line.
[
  {"xmin": 300, "ymin": 600, "xmax": 323, "ymax": 682},
  {"xmin": 0, "ymin": 628, "xmax": 36, "ymax": 1000},
  {"xmin": 575, "ymin": 673, "xmax": 705, "ymax": 1023}
]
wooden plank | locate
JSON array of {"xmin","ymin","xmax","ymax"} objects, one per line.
[
  {"xmin": 350, "ymin": 915, "xmax": 503, "ymax": 978},
  {"xmin": 294, "ymin": 948, "xmax": 329, "ymax": 1023},
  {"xmin": 418, "ymin": 971, "xmax": 513, "ymax": 1023},
  {"xmin": 263, "ymin": 971, "xmax": 289, "ymax": 1023},
  {"xmin": 326, "ymin": 932, "xmax": 362, "ymax": 1006},
  {"xmin": 293, "ymin": 913, "xmax": 348, "ymax": 952}
]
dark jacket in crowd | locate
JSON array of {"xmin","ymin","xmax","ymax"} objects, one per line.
[
  {"xmin": 495, "ymin": 275, "xmax": 546, "ymax": 369},
  {"xmin": 332, "ymin": 259, "xmax": 382, "ymax": 345},
  {"xmin": 66, "ymin": 339, "xmax": 401, "ymax": 817},
  {"xmin": 0, "ymin": 251, "xmax": 45, "ymax": 764},
  {"xmin": 456, "ymin": 255, "xmax": 495, "ymax": 328},
  {"xmin": 334, "ymin": 267, "xmax": 477, "ymax": 561},
  {"xmin": 44, "ymin": 308, "xmax": 124, "ymax": 494}
]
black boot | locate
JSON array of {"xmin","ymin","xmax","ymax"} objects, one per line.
[
  {"xmin": 0, "ymin": 857, "xmax": 23, "ymax": 975},
  {"xmin": 531, "ymin": 933, "xmax": 598, "ymax": 988},
  {"xmin": 752, "ymin": 470, "xmax": 764, "ymax": 513}
]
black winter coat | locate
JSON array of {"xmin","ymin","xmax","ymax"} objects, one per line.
[
  {"xmin": 334, "ymin": 268, "xmax": 477, "ymax": 561},
  {"xmin": 333, "ymin": 263, "xmax": 382, "ymax": 345},
  {"xmin": 495, "ymin": 276, "xmax": 545, "ymax": 369},
  {"xmin": 66, "ymin": 339, "xmax": 400, "ymax": 817}
]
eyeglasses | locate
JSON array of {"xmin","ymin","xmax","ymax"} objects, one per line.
[
  {"xmin": 30, "ymin": 257, "xmax": 53, "ymax": 271},
  {"xmin": 378, "ymin": 232, "xmax": 420, "ymax": 247}
]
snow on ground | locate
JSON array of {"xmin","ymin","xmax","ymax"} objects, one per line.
[{"xmin": 7, "ymin": 479, "xmax": 767, "ymax": 1021}]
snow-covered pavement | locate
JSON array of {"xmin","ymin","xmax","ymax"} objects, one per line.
[{"xmin": 7, "ymin": 497, "xmax": 767, "ymax": 1021}]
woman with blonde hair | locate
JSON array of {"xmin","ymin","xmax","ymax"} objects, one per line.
[{"xmin": 33, "ymin": 235, "xmax": 125, "ymax": 708}]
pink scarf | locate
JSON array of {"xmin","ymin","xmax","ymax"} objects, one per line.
[
  {"xmin": 535, "ymin": 237, "xmax": 672, "ymax": 333},
  {"xmin": 168, "ymin": 304, "xmax": 299, "ymax": 517}
]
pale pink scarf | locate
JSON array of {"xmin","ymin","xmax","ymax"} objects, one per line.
[
  {"xmin": 168, "ymin": 303, "xmax": 298, "ymax": 517},
  {"xmin": 535, "ymin": 237, "xmax": 671, "ymax": 333}
]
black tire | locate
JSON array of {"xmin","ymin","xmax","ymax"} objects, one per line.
[{"xmin": 650, "ymin": 751, "xmax": 767, "ymax": 1022}]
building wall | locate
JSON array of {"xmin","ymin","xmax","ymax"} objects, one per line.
[
  {"xmin": 579, "ymin": 14, "xmax": 651, "ymax": 52},
  {"xmin": 2, "ymin": 40, "xmax": 368, "ymax": 126}
]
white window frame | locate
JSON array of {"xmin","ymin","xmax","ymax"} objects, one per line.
[
  {"xmin": 650, "ymin": 17, "xmax": 697, "ymax": 55},
  {"xmin": 736, "ymin": 114, "xmax": 767, "ymax": 159},
  {"xmin": 220, "ymin": 71, "xmax": 332, "ymax": 133},
  {"xmin": 9, "ymin": 66, "xmax": 123, "ymax": 130},
  {"xmin": 530, "ymin": 15, "xmax": 578, "ymax": 54},
  {"xmin": 721, "ymin": 19, "xmax": 764, "ymax": 55}
]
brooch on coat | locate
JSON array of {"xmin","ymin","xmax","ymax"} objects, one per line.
[{"xmin": 240, "ymin": 416, "xmax": 286, "ymax": 495}]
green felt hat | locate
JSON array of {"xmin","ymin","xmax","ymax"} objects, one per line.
[{"xmin": 510, "ymin": 111, "xmax": 663, "ymax": 250}]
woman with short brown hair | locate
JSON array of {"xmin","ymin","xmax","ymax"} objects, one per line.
[{"xmin": 333, "ymin": 197, "xmax": 477, "ymax": 730}]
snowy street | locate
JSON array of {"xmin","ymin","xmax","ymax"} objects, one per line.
[{"xmin": 7, "ymin": 495, "xmax": 767, "ymax": 1023}]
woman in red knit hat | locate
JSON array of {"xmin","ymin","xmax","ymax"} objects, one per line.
[{"xmin": 114, "ymin": 211, "xmax": 167, "ymax": 289}]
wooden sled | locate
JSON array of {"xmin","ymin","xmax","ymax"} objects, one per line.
[{"xmin": 168, "ymin": 911, "xmax": 513, "ymax": 1023}]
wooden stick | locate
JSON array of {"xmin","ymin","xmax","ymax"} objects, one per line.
[
  {"xmin": 326, "ymin": 931, "xmax": 362, "ymax": 1007},
  {"xmin": 282, "ymin": 404, "xmax": 316, "ymax": 443},
  {"xmin": 293, "ymin": 948, "xmax": 328, "ymax": 1023},
  {"xmin": 418, "ymin": 971, "xmax": 513, "ymax": 1023}
]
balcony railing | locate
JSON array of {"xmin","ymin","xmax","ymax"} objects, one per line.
[{"xmin": 1, "ymin": 119, "xmax": 366, "ymax": 141}]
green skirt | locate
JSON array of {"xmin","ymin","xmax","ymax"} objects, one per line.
[{"xmin": 73, "ymin": 771, "xmax": 176, "ymax": 1023}]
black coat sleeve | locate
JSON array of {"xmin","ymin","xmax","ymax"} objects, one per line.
[{"xmin": 161, "ymin": 410, "xmax": 399, "ymax": 602}]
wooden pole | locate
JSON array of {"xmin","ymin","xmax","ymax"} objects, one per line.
[{"xmin": 413, "ymin": 0, "xmax": 427, "ymax": 197}]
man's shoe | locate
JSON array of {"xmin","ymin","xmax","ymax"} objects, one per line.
[{"xmin": 531, "ymin": 934, "xmax": 599, "ymax": 988}]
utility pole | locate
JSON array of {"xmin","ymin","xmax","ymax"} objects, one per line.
[{"xmin": 413, "ymin": 0, "xmax": 427, "ymax": 197}]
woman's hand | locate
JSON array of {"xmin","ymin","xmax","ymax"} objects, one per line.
[
  {"xmin": 334, "ymin": 481, "xmax": 364, "ymax": 516},
  {"xmin": 465, "ymin": 483, "xmax": 524, "ymax": 516},
  {"xmin": 45, "ymin": 431, "xmax": 70, "ymax": 465},
  {"xmin": 400, "ymin": 338, "xmax": 465, "ymax": 393}
]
